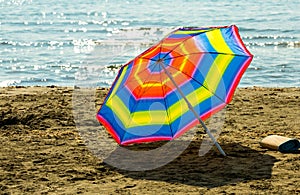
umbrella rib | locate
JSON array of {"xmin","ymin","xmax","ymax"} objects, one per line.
[
  {"xmin": 164, "ymin": 51, "xmax": 250, "ymax": 59},
  {"xmin": 160, "ymin": 28, "xmax": 252, "ymax": 60},
  {"xmin": 121, "ymin": 62, "xmax": 163, "ymax": 142},
  {"xmin": 159, "ymin": 70, "xmax": 174, "ymax": 138},
  {"xmin": 134, "ymin": 27, "xmax": 250, "ymax": 62},
  {"xmin": 138, "ymin": 51, "xmax": 249, "ymax": 62},
  {"xmin": 160, "ymin": 29, "xmax": 216, "ymax": 59},
  {"xmin": 167, "ymin": 65, "xmax": 226, "ymax": 104},
  {"xmin": 108, "ymin": 61, "xmax": 160, "ymax": 96},
  {"xmin": 135, "ymin": 29, "xmax": 215, "ymax": 62}
]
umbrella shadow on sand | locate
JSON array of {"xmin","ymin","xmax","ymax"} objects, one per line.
[{"xmin": 104, "ymin": 140, "xmax": 278, "ymax": 188}]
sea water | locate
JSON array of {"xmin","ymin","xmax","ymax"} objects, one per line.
[{"xmin": 1, "ymin": 0, "xmax": 299, "ymax": 87}]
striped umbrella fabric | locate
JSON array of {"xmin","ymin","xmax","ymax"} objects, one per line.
[{"xmin": 97, "ymin": 25, "xmax": 253, "ymax": 146}]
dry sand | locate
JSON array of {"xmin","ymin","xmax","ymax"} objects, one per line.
[{"xmin": 0, "ymin": 86, "xmax": 299, "ymax": 194}]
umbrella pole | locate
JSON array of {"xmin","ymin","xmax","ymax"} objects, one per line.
[{"xmin": 158, "ymin": 62, "xmax": 226, "ymax": 156}]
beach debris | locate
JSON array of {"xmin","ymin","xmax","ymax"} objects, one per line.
[{"xmin": 260, "ymin": 135, "xmax": 300, "ymax": 153}]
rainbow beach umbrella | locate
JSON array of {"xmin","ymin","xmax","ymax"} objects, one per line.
[{"xmin": 97, "ymin": 25, "xmax": 253, "ymax": 156}]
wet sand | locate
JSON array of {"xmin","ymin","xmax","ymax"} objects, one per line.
[{"xmin": 0, "ymin": 86, "xmax": 299, "ymax": 194}]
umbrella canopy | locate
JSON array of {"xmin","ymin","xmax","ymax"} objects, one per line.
[{"xmin": 97, "ymin": 25, "xmax": 253, "ymax": 151}]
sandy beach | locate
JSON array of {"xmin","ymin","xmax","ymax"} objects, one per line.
[{"xmin": 0, "ymin": 86, "xmax": 299, "ymax": 194}]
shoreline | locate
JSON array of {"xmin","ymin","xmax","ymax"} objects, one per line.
[{"xmin": 0, "ymin": 86, "xmax": 299, "ymax": 194}]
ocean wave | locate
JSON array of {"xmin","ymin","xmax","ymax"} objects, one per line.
[
  {"xmin": 16, "ymin": 78, "xmax": 58, "ymax": 86},
  {"xmin": 247, "ymin": 41, "xmax": 300, "ymax": 48},
  {"xmin": 1, "ymin": 39, "xmax": 299, "ymax": 55},
  {"xmin": 243, "ymin": 35, "xmax": 296, "ymax": 40},
  {"xmin": 0, "ymin": 0, "xmax": 32, "ymax": 6},
  {"xmin": 0, "ymin": 79, "xmax": 21, "ymax": 87},
  {"xmin": 0, "ymin": 40, "xmax": 69, "ymax": 47}
]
